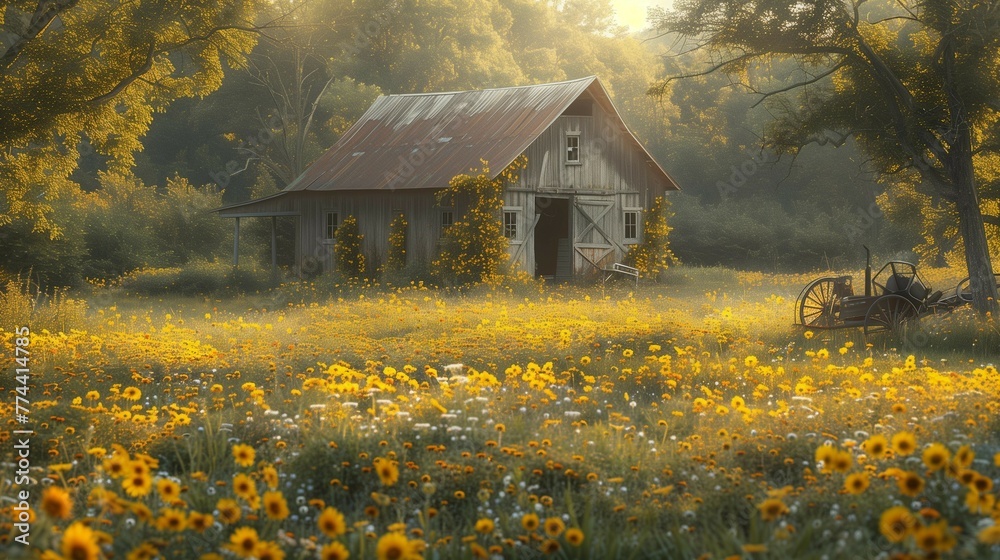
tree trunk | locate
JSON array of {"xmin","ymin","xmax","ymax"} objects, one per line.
[
  {"xmin": 952, "ymin": 128, "xmax": 1000, "ymax": 318},
  {"xmin": 943, "ymin": 38, "xmax": 999, "ymax": 319}
]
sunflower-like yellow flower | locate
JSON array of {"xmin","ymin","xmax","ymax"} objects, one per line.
[
  {"xmin": 891, "ymin": 432, "xmax": 917, "ymax": 456},
  {"xmin": 40, "ymin": 486, "xmax": 72, "ymax": 520},
  {"xmin": 232, "ymin": 443, "xmax": 255, "ymax": 468},
  {"xmin": 61, "ymin": 522, "xmax": 101, "ymax": 560},
  {"xmin": 375, "ymin": 532, "xmax": 410, "ymax": 560},
  {"xmin": 228, "ymin": 526, "xmax": 260, "ymax": 558},
  {"xmin": 757, "ymin": 498, "xmax": 789, "ymax": 521},
  {"xmin": 543, "ymin": 516, "xmax": 565, "ymax": 537},
  {"xmin": 263, "ymin": 491, "xmax": 289, "ymax": 520},
  {"xmin": 374, "ymin": 457, "xmax": 399, "ymax": 486},
  {"xmin": 880, "ymin": 506, "xmax": 917, "ymax": 543},
  {"xmin": 922, "ymin": 443, "xmax": 950, "ymax": 472},
  {"xmin": 844, "ymin": 472, "xmax": 869, "ymax": 495}
]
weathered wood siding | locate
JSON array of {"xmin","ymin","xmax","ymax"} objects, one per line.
[
  {"xmin": 507, "ymin": 104, "xmax": 671, "ymax": 276},
  {"xmin": 516, "ymin": 113, "xmax": 670, "ymax": 197},
  {"xmin": 220, "ymin": 190, "xmax": 454, "ymax": 274},
  {"xmin": 503, "ymin": 189, "xmax": 533, "ymax": 273}
]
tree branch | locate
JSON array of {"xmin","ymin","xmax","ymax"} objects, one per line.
[
  {"xmin": 749, "ymin": 59, "xmax": 849, "ymax": 108},
  {"xmin": 0, "ymin": 0, "xmax": 80, "ymax": 71},
  {"xmin": 85, "ymin": 23, "xmax": 265, "ymax": 106}
]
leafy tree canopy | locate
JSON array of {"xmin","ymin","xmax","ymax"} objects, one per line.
[
  {"xmin": 0, "ymin": 0, "xmax": 273, "ymax": 235},
  {"xmin": 651, "ymin": 0, "xmax": 1000, "ymax": 314}
]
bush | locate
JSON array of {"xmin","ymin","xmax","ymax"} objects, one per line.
[
  {"xmin": 0, "ymin": 197, "xmax": 87, "ymax": 287},
  {"xmin": 668, "ymin": 194, "xmax": 913, "ymax": 272},
  {"xmin": 121, "ymin": 261, "xmax": 274, "ymax": 296},
  {"xmin": 334, "ymin": 215, "xmax": 366, "ymax": 280}
]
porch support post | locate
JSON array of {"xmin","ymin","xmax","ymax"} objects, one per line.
[
  {"xmin": 270, "ymin": 216, "xmax": 277, "ymax": 270},
  {"xmin": 233, "ymin": 217, "xmax": 240, "ymax": 269}
]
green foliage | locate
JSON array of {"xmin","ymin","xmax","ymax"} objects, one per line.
[
  {"xmin": 0, "ymin": 172, "xmax": 229, "ymax": 287},
  {"xmin": 334, "ymin": 215, "xmax": 365, "ymax": 279},
  {"xmin": 80, "ymin": 173, "xmax": 229, "ymax": 281},
  {"xmin": 0, "ymin": 0, "xmax": 267, "ymax": 236},
  {"xmin": 432, "ymin": 159, "xmax": 524, "ymax": 286},
  {"xmin": 385, "ymin": 213, "xmax": 408, "ymax": 274},
  {"xmin": 626, "ymin": 196, "xmax": 676, "ymax": 281},
  {"xmin": 0, "ymin": 194, "xmax": 86, "ymax": 287},
  {"xmin": 121, "ymin": 261, "xmax": 273, "ymax": 296}
]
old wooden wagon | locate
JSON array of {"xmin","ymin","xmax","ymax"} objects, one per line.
[{"xmin": 215, "ymin": 76, "xmax": 679, "ymax": 280}]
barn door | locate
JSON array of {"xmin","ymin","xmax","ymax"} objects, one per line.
[{"xmin": 572, "ymin": 197, "xmax": 624, "ymax": 273}]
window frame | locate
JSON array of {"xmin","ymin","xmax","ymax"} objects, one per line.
[
  {"xmin": 503, "ymin": 208, "xmax": 520, "ymax": 240},
  {"xmin": 623, "ymin": 208, "xmax": 641, "ymax": 243},
  {"xmin": 324, "ymin": 210, "xmax": 340, "ymax": 241},
  {"xmin": 440, "ymin": 209, "xmax": 454, "ymax": 230},
  {"xmin": 565, "ymin": 132, "xmax": 581, "ymax": 165}
]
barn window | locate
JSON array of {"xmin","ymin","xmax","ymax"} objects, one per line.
[
  {"xmin": 503, "ymin": 211, "xmax": 518, "ymax": 239},
  {"xmin": 565, "ymin": 134, "xmax": 581, "ymax": 164},
  {"xmin": 325, "ymin": 212, "xmax": 340, "ymax": 239},
  {"xmin": 441, "ymin": 210, "xmax": 454, "ymax": 229},
  {"xmin": 624, "ymin": 210, "xmax": 639, "ymax": 242}
]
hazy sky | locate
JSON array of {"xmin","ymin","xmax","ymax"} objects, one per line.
[{"xmin": 611, "ymin": 0, "xmax": 672, "ymax": 30}]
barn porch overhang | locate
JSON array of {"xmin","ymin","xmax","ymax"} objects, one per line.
[{"xmin": 213, "ymin": 194, "xmax": 301, "ymax": 270}]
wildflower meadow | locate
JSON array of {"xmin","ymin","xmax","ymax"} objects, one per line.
[{"xmin": 1, "ymin": 267, "xmax": 999, "ymax": 560}]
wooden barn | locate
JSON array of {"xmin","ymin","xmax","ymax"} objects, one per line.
[{"xmin": 216, "ymin": 76, "xmax": 679, "ymax": 279}]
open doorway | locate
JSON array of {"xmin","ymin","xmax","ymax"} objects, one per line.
[{"xmin": 534, "ymin": 197, "xmax": 571, "ymax": 279}]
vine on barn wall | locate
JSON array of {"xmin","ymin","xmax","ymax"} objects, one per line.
[
  {"xmin": 627, "ymin": 196, "xmax": 677, "ymax": 281},
  {"xmin": 433, "ymin": 157, "xmax": 526, "ymax": 286},
  {"xmin": 334, "ymin": 215, "xmax": 365, "ymax": 279},
  {"xmin": 385, "ymin": 212, "xmax": 408, "ymax": 274}
]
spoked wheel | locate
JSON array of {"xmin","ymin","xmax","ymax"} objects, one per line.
[
  {"xmin": 799, "ymin": 278, "xmax": 839, "ymax": 327},
  {"xmin": 957, "ymin": 274, "xmax": 1000, "ymax": 303},
  {"xmin": 864, "ymin": 295, "xmax": 918, "ymax": 337}
]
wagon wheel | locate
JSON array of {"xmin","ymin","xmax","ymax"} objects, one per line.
[
  {"xmin": 956, "ymin": 274, "xmax": 1000, "ymax": 303},
  {"xmin": 799, "ymin": 277, "xmax": 839, "ymax": 327},
  {"xmin": 864, "ymin": 295, "xmax": 918, "ymax": 336}
]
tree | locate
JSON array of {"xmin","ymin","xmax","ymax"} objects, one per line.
[
  {"xmin": 651, "ymin": 0, "xmax": 1000, "ymax": 316},
  {"xmin": 326, "ymin": 0, "xmax": 524, "ymax": 93},
  {"xmin": 0, "ymin": 0, "xmax": 278, "ymax": 236}
]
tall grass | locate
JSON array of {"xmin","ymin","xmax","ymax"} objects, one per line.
[{"xmin": 0, "ymin": 276, "xmax": 89, "ymax": 333}]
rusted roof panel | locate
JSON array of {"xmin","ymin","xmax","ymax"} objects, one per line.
[
  {"xmin": 283, "ymin": 76, "xmax": 597, "ymax": 192},
  {"xmin": 221, "ymin": 76, "xmax": 682, "ymax": 199}
]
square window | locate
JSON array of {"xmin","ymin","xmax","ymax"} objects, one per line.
[
  {"xmin": 441, "ymin": 210, "xmax": 454, "ymax": 229},
  {"xmin": 325, "ymin": 212, "xmax": 339, "ymax": 239},
  {"xmin": 566, "ymin": 134, "xmax": 580, "ymax": 163},
  {"xmin": 503, "ymin": 211, "xmax": 518, "ymax": 239},
  {"xmin": 624, "ymin": 211, "xmax": 639, "ymax": 241}
]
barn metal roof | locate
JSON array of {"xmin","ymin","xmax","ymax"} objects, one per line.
[{"xmin": 219, "ymin": 76, "xmax": 677, "ymax": 211}]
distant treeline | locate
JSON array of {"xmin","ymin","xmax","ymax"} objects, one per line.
[{"xmin": 0, "ymin": 0, "xmax": 944, "ymax": 287}]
